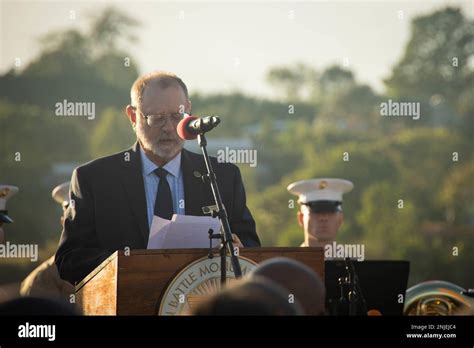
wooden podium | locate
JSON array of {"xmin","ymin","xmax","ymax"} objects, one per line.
[{"xmin": 75, "ymin": 247, "xmax": 324, "ymax": 315}]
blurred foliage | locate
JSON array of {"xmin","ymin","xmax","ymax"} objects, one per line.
[
  {"xmin": 90, "ymin": 107, "xmax": 135, "ymax": 158},
  {"xmin": 384, "ymin": 7, "xmax": 474, "ymax": 137},
  {"xmin": 0, "ymin": 6, "xmax": 140, "ymax": 283},
  {"xmin": 0, "ymin": 6, "xmax": 473, "ymax": 290}
]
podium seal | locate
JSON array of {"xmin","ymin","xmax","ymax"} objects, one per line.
[{"xmin": 158, "ymin": 255, "xmax": 257, "ymax": 315}]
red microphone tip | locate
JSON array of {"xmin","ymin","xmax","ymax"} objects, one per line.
[{"xmin": 177, "ymin": 114, "xmax": 198, "ymax": 140}]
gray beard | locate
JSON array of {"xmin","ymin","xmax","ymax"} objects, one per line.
[
  {"xmin": 149, "ymin": 140, "xmax": 184, "ymax": 160},
  {"xmin": 138, "ymin": 128, "xmax": 184, "ymax": 161}
]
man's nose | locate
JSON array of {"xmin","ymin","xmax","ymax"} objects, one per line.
[{"xmin": 161, "ymin": 116, "xmax": 176, "ymax": 132}]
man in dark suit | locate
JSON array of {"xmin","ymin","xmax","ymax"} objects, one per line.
[{"xmin": 55, "ymin": 71, "xmax": 260, "ymax": 284}]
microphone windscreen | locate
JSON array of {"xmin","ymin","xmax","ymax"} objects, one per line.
[{"xmin": 177, "ymin": 115, "xmax": 198, "ymax": 140}]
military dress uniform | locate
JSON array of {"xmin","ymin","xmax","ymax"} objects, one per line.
[
  {"xmin": 0, "ymin": 185, "xmax": 19, "ymax": 223},
  {"xmin": 20, "ymin": 182, "xmax": 75, "ymax": 298},
  {"xmin": 0, "ymin": 185, "xmax": 19, "ymax": 243},
  {"xmin": 287, "ymin": 178, "xmax": 354, "ymax": 247}
]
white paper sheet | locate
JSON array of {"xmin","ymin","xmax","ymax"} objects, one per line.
[{"xmin": 147, "ymin": 214, "xmax": 221, "ymax": 249}]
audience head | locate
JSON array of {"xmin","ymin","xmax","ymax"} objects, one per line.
[{"xmin": 251, "ymin": 257, "xmax": 326, "ymax": 315}]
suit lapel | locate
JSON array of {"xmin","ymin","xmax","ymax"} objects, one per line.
[
  {"xmin": 118, "ymin": 141, "xmax": 150, "ymax": 246},
  {"xmin": 118, "ymin": 145, "xmax": 209, "ymax": 247},
  {"xmin": 181, "ymin": 149, "xmax": 208, "ymax": 216}
]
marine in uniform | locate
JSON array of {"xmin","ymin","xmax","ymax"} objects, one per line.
[
  {"xmin": 287, "ymin": 178, "xmax": 354, "ymax": 248},
  {"xmin": 0, "ymin": 185, "xmax": 19, "ymax": 244},
  {"xmin": 20, "ymin": 182, "xmax": 75, "ymax": 298}
]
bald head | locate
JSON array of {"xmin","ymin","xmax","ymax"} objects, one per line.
[
  {"xmin": 251, "ymin": 257, "xmax": 326, "ymax": 315},
  {"xmin": 192, "ymin": 276, "xmax": 303, "ymax": 316}
]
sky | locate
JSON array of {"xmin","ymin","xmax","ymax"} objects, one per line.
[{"xmin": 1, "ymin": 0, "xmax": 473, "ymax": 99}]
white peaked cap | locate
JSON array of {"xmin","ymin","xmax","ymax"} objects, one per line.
[
  {"xmin": 52, "ymin": 181, "xmax": 70, "ymax": 205},
  {"xmin": 287, "ymin": 178, "xmax": 354, "ymax": 204},
  {"xmin": 0, "ymin": 185, "xmax": 19, "ymax": 211}
]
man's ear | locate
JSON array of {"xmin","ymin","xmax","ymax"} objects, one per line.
[
  {"xmin": 186, "ymin": 100, "xmax": 192, "ymax": 114},
  {"xmin": 125, "ymin": 105, "xmax": 137, "ymax": 128},
  {"xmin": 297, "ymin": 211, "xmax": 304, "ymax": 227}
]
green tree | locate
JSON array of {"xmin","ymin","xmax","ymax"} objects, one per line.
[
  {"xmin": 438, "ymin": 161, "xmax": 474, "ymax": 224},
  {"xmin": 88, "ymin": 6, "xmax": 139, "ymax": 52},
  {"xmin": 318, "ymin": 65, "xmax": 355, "ymax": 99},
  {"xmin": 90, "ymin": 107, "xmax": 135, "ymax": 158},
  {"xmin": 357, "ymin": 181, "xmax": 420, "ymax": 259},
  {"xmin": 266, "ymin": 62, "xmax": 318, "ymax": 102},
  {"xmin": 385, "ymin": 7, "xmax": 473, "ymax": 101},
  {"xmin": 0, "ymin": 7, "xmax": 140, "ymax": 112},
  {"xmin": 384, "ymin": 7, "xmax": 474, "ymax": 135}
]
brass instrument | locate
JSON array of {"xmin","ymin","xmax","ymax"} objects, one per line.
[{"xmin": 404, "ymin": 280, "xmax": 474, "ymax": 315}]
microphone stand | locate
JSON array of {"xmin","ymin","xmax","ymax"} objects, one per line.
[
  {"xmin": 344, "ymin": 257, "xmax": 368, "ymax": 315},
  {"xmin": 198, "ymin": 133, "xmax": 242, "ymax": 285},
  {"xmin": 335, "ymin": 276, "xmax": 349, "ymax": 315}
]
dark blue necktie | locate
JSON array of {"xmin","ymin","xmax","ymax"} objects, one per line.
[{"xmin": 154, "ymin": 167, "xmax": 173, "ymax": 220}]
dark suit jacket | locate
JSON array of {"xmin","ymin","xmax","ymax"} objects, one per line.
[{"xmin": 55, "ymin": 142, "xmax": 260, "ymax": 284}]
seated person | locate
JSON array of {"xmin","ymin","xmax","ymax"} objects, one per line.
[
  {"xmin": 192, "ymin": 276, "xmax": 303, "ymax": 316},
  {"xmin": 250, "ymin": 257, "xmax": 326, "ymax": 315}
]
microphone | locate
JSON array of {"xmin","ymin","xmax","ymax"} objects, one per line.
[{"xmin": 177, "ymin": 114, "xmax": 221, "ymax": 140}]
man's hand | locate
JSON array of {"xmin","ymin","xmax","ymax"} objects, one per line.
[
  {"xmin": 212, "ymin": 233, "xmax": 244, "ymax": 250},
  {"xmin": 231, "ymin": 233, "xmax": 244, "ymax": 248}
]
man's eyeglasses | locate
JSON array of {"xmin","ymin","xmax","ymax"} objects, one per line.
[{"xmin": 133, "ymin": 107, "xmax": 184, "ymax": 128}]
